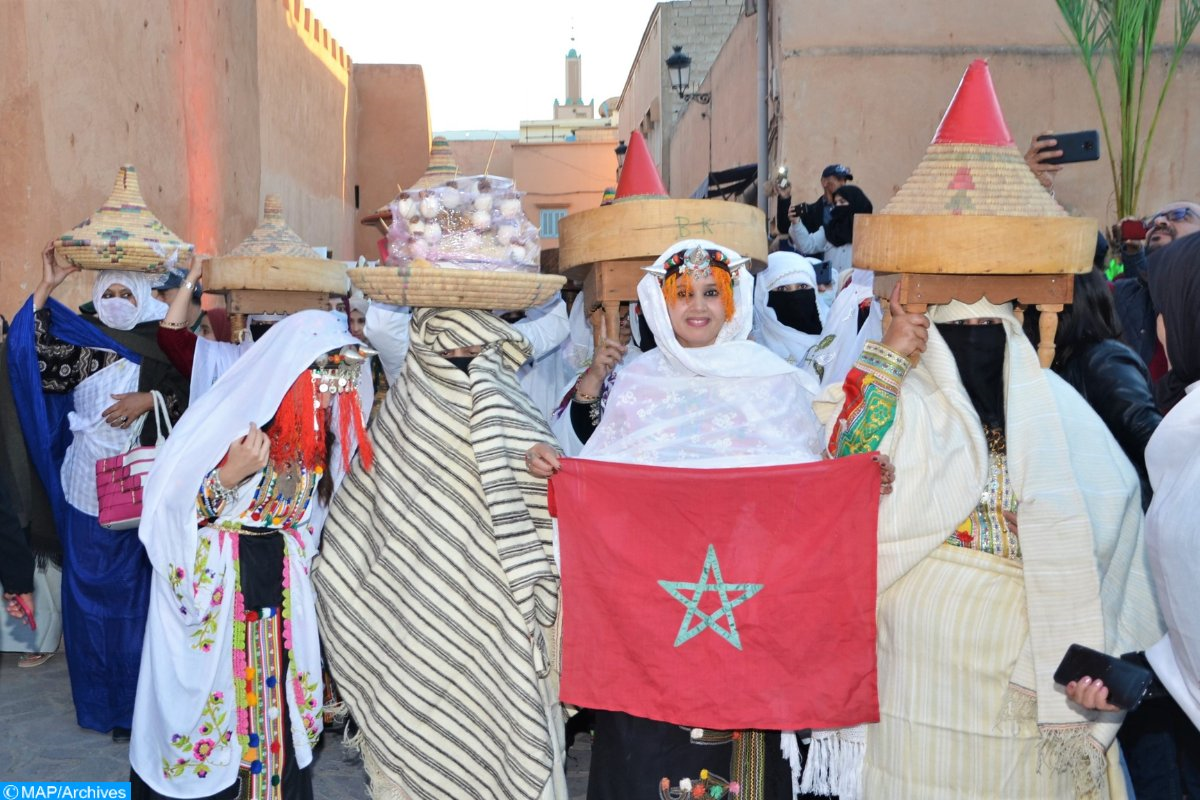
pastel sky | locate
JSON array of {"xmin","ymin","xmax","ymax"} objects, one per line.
[{"xmin": 302, "ymin": 0, "xmax": 667, "ymax": 132}]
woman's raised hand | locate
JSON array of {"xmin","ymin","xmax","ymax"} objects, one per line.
[
  {"xmin": 218, "ymin": 423, "xmax": 271, "ymax": 488},
  {"xmin": 880, "ymin": 283, "xmax": 929, "ymax": 359}
]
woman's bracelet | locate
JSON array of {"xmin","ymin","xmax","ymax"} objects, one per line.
[
  {"xmin": 573, "ymin": 380, "xmax": 600, "ymax": 404},
  {"xmin": 159, "ymin": 320, "xmax": 189, "ymax": 329},
  {"xmin": 203, "ymin": 470, "xmax": 238, "ymax": 511}
]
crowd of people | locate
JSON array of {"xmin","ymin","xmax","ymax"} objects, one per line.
[{"xmin": 1, "ymin": 149, "xmax": 1198, "ymax": 800}]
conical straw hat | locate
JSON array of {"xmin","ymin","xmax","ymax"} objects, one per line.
[
  {"xmin": 854, "ymin": 60, "xmax": 1095, "ymax": 275},
  {"xmin": 408, "ymin": 135, "xmax": 460, "ymax": 190},
  {"xmin": 229, "ymin": 194, "xmax": 322, "ymax": 258},
  {"xmin": 55, "ymin": 164, "xmax": 193, "ymax": 272},
  {"xmin": 204, "ymin": 195, "xmax": 347, "ymax": 295},
  {"xmin": 614, "ymin": 131, "xmax": 668, "ymax": 201}
]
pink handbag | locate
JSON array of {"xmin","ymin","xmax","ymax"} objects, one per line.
[{"xmin": 96, "ymin": 390, "xmax": 171, "ymax": 530}]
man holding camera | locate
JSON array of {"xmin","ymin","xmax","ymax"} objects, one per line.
[{"xmin": 793, "ymin": 164, "xmax": 853, "ymax": 234}]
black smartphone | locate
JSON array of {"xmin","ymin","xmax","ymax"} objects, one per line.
[
  {"xmin": 1036, "ymin": 130, "xmax": 1100, "ymax": 165},
  {"xmin": 1054, "ymin": 643, "xmax": 1153, "ymax": 711}
]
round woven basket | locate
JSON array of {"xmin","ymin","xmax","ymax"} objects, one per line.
[
  {"xmin": 55, "ymin": 164, "xmax": 193, "ymax": 272},
  {"xmin": 854, "ymin": 214, "xmax": 1096, "ymax": 275},
  {"xmin": 349, "ymin": 262, "xmax": 565, "ymax": 310},
  {"xmin": 204, "ymin": 195, "xmax": 347, "ymax": 293}
]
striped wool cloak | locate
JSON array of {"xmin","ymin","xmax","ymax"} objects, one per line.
[{"xmin": 313, "ymin": 308, "xmax": 565, "ymax": 800}]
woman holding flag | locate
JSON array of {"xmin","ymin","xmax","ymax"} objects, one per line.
[{"xmin": 527, "ymin": 239, "xmax": 918, "ymax": 800}]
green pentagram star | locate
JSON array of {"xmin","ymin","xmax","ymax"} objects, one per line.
[{"xmin": 658, "ymin": 544, "xmax": 764, "ymax": 650}]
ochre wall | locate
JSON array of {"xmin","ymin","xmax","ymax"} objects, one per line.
[
  {"xmin": 0, "ymin": 0, "xmax": 261, "ymax": 318},
  {"xmin": 0, "ymin": 0, "xmax": 429, "ymax": 320},
  {"xmin": 661, "ymin": 1, "xmax": 1200, "ymax": 233},
  {"xmin": 256, "ymin": 0, "xmax": 356, "ymax": 258},
  {"xmin": 513, "ymin": 140, "xmax": 618, "ymax": 249},
  {"xmin": 772, "ymin": 0, "xmax": 1200, "ymax": 226},
  {"xmin": 447, "ymin": 139, "xmax": 516, "ymax": 180},
  {"xmin": 669, "ymin": 11, "xmax": 758, "ymax": 198},
  {"xmin": 351, "ymin": 64, "xmax": 431, "ymax": 261}
]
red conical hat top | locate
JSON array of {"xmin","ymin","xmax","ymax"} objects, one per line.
[
  {"xmin": 877, "ymin": 59, "xmax": 1062, "ymax": 218},
  {"xmin": 932, "ymin": 59, "xmax": 1014, "ymax": 147},
  {"xmin": 615, "ymin": 131, "xmax": 668, "ymax": 200}
]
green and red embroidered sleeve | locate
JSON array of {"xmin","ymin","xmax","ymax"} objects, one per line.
[{"xmin": 829, "ymin": 341, "xmax": 911, "ymax": 457}]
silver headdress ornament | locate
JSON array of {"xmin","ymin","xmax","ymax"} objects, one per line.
[
  {"xmin": 644, "ymin": 243, "xmax": 748, "ymax": 284},
  {"xmin": 310, "ymin": 345, "xmax": 377, "ymax": 394}
]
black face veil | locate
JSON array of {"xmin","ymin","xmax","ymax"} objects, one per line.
[
  {"xmin": 936, "ymin": 322, "xmax": 1008, "ymax": 431},
  {"xmin": 768, "ymin": 288, "xmax": 822, "ymax": 335}
]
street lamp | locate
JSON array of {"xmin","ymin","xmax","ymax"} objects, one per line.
[{"xmin": 666, "ymin": 45, "xmax": 710, "ymax": 104}]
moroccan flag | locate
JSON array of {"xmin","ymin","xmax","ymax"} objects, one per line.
[{"xmin": 549, "ymin": 454, "xmax": 880, "ymax": 731}]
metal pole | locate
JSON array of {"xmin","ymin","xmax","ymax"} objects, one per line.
[{"xmin": 756, "ymin": 0, "xmax": 769, "ymax": 215}]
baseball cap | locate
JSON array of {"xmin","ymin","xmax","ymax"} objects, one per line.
[{"xmin": 821, "ymin": 164, "xmax": 853, "ymax": 180}]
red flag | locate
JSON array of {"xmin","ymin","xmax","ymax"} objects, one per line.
[{"xmin": 549, "ymin": 454, "xmax": 880, "ymax": 731}]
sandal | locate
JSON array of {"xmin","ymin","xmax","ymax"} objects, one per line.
[{"xmin": 17, "ymin": 652, "xmax": 55, "ymax": 668}]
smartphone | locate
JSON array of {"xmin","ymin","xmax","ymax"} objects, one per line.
[
  {"xmin": 1120, "ymin": 219, "xmax": 1148, "ymax": 241},
  {"xmin": 1054, "ymin": 643, "xmax": 1153, "ymax": 710},
  {"xmin": 1036, "ymin": 130, "xmax": 1100, "ymax": 165},
  {"xmin": 791, "ymin": 203, "xmax": 809, "ymax": 217}
]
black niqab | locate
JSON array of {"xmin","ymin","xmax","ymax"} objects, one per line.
[
  {"xmin": 446, "ymin": 356, "xmax": 475, "ymax": 373},
  {"xmin": 936, "ymin": 323, "xmax": 1008, "ymax": 430},
  {"xmin": 768, "ymin": 288, "xmax": 822, "ymax": 335},
  {"xmin": 825, "ymin": 186, "xmax": 873, "ymax": 248}
]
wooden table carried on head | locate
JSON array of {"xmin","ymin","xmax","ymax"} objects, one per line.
[
  {"xmin": 556, "ymin": 199, "xmax": 768, "ymax": 346},
  {"xmin": 853, "ymin": 214, "xmax": 1097, "ymax": 368},
  {"xmin": 202, "ymin": 255, "xmax": 349, "ymax": 341}
]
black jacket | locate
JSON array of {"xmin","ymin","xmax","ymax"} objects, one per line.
[
  {"xmin": 797, "ymin": 196, "xmax": 831, "ymax": 234},
  {"xmin": 1059, "ymin": 338, "xmax": 1162, "ymax": 509},
  {"xmin": 1112, "ymin": 248, "xmax": 1157, "ymax": 366}
]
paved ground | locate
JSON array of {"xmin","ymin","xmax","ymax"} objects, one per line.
[{"xmin": 0, "ymin": 651, "xmax": 591, "ymax": 797}]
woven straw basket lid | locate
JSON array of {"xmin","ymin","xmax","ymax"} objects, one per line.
[
  {"xmin": 361, "ymin": 136, "xmax": 461, "ymax": 226},
  {"xmin": 854, "ymin": 60, "xmax": 1095, "ymax": 275},
  {"xmin": 229, "ymin": 194, "xmax": 323, "ymax": 258},
  {"xmin": 204, "ymin": 195, "xmax": 347, "ymax": 294},
  {"xmin": 55, "ymin": 164, "xmax": 194, "ymax": 272},
  {"xmin": 349, "ymin": 260, "xmax": 565, "ymax": 311}
]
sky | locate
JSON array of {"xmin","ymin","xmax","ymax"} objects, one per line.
[{"xmin": 302, "ymin": 0, "xmax": 667, "ymax": 132}]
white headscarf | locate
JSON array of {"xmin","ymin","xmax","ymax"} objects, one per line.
[
  {"xmin": 753, "ymin": 251, "xmax": 825, "ymax": 366},
  {"xmin": 91, "ymin": 270, "xmax": 168, "ymax": 330},
  {"xmin": 580, "ymin": 239, "xmax": 823, "ymax": 467},
  {"xmin": 141, "ymin": 309, "xmax": 360, "ymax": 597},
  {"xmin": 804, "ymin": 268, "xmax": 882, "ymax": 389}
]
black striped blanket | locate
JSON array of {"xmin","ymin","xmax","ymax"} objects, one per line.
[{"xmin": 313, "ymin": 308, "xmax": 563, "ymax": 799}]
